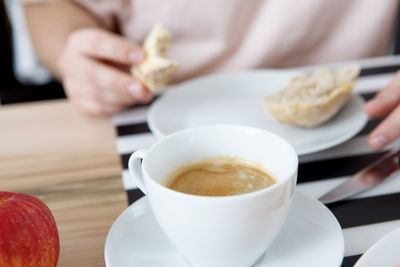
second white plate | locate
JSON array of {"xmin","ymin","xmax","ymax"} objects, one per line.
[
  {"xmin": 355, "ymin": 226, "xmax": 400, "ymax": 267},
  {"xmin": 148, "ymin": 70, "xmax": 368, "ymax": 155}
]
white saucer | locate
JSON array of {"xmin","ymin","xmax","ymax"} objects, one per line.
[
  {"xmin": 105, "ymin": 191, "xmax": 344, "ymax": 267},
  {"xmin": 355, "ymin": 226, "xmax": 400, "ymax": 267},
  {"xmin": 148, "ymin": 70, "xmax": 367, "ymax": 155}
]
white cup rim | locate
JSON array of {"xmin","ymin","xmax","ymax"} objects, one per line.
[{"xmin": 142, "ymin": 124, "xmax": 298, "ymax": 201}]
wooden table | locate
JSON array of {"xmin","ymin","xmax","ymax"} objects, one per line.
[
  {"xmin": 3, "ymin": 56, "xmax": 400, "ymax": 267},
  {"xmin": 0, "ymin": 99, "xmax": 125, "ymax": 267}
]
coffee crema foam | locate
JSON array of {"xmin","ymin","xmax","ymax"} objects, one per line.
[{"xmin": 163, "ymin": 157, "xmax": 276, "ymax": 196}]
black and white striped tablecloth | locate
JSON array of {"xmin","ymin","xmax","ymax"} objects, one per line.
[{"xmin": 112, "ymin": 56, "xmax": 400, "ymax": 267}]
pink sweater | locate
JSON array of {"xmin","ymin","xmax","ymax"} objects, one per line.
[{"xmin": 25, "ymin": 0, "xmax": 399, "ymax": 83}]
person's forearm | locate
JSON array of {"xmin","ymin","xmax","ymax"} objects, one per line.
[{"xmin": 23, "ymin": 1, "xmax": 103, "ymax": 79}]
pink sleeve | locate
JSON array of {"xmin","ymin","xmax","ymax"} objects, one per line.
[{"xmin": 22, "ymin": 0, "xmax": 119, "ymax": 30}]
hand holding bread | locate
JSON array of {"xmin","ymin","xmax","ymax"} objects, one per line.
[{"xmin": 58, "ymin": 25, "xmax": 178, "ymax": 116}]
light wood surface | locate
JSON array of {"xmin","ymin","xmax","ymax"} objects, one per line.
[{"xmin": 0, "ymin": 99, "xmax": 126, "ymax": 267}]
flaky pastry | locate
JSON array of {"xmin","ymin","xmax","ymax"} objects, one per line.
[
  {"xmin": 131, "ymin": 24, "xmax": 179, "ymax": 91},
  {"xmin": 263, "ymin": 65, "xmax": 361, "ymax": 127}
]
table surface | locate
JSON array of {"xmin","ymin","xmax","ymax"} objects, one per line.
[
  {"xmin": 2, "ymin": 56, "xmax": 400, "ymax": 267},
  {"xmin": 0, "ymin": 99, "xmax": 125, "ymax": 267}
]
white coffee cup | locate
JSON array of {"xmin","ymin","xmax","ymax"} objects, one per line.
[{"xmin": 128, "ymin": 125, "xmax": 298, "ymax": 267}]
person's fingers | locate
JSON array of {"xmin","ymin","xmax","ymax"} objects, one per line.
[
  {"xmin": 76, "ymin": 98, "xmax": 125, "ymax": 116},
  {"xmin": 78, "ymin": 100, "xmax": 104, "ymax": 116},
  {"xmin": 63, "ymin": 71, "xmax": 153, "ymax": 115},
  {"xmin": 99, "ymin": 88, "xmax": 140, "ymax": 106},
  {"xmin": 63, "ymin": 78, "xmax": 101, "ymax": 113},
  {"xmin": 98, "ymin": 88, "xmax": 154, "ymax": 108},
  {"xmin": 368, "ymin": 104, "xmax": 400, "ymax": 150},
  {"xmin": 70, "ymin": 91, "xmax": 127, "ymax": 116},
  {"xmin": 61, "ymin": 54, "xmax": 150, "ymax": 101},
  {"xmin": 364, "ymin": 71, "xmax": 400, "ymax": 118},
  {"xmin": 136, "ymin": 90, "xmax": 155, "ymax": 104},
  {"xmin": 68, "ymin": 28, "xmax": 145, "ymax": 65},
  {"xmin": 68, "ymin": 93, "xmax": 103, "ymax": 116},
  {"xmin": 89, "ymin": 60, "xmax": 153, "ymax": 101}
]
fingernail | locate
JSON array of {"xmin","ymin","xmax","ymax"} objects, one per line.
[
  {"xmin": 368, "ymin": 98, "xmax": 381, "ymax": 106},
  {"xmin": 364, "ymin": 101, "xmax": 375, "ymax": 112},
  {"xmin": 370, "ymin": 134, "xmax": 387, "ymax": 149},
  {"xmin": 143, "ymin": 91, "xmax": 154, "ymax": 102},
  {"xmin": 128, "ymin": 51, "xmax": 144, "ymax": 63},
  {"xmin": 127, "ymin": 83, "xmax": 143, "ymax": 96}
]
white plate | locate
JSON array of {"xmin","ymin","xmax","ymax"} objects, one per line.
[
  {"xmin": 104, "ymin": 191, "xmax": 344, "ymax": 267},
  {"xmin": 355, "ymin": 226, "xmax": 400, "ymax": 267},
  {"xmin": 148, "ymin": 70, "xmax": 368, "ymax": 155}
]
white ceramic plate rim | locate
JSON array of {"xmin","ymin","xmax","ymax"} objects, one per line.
[
  {"xmin": 148, "ymin": 70, "xmax": 368, "ymax": 155},
  {"xmin": 354, "ymin": 226, "xmax": 400, "ymax": 267},
  {"xmin": 104, "ymin": 191, "xmax": 344, "ymax": 267}
]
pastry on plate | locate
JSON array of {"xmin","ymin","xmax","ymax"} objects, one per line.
[
  {"xmin": 263, "ymin": 65, "xmax": 361, "ymax": 127},
  {"xmin": 131, "ymin": 24, "xmax": 179, "ymax": 92}
]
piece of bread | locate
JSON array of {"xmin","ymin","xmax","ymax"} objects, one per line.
[
  {"xmin": 263, "ymin": 66, "xmax": 360, "ymax": 127},
  {"xmin": 131, "ymin": 24, "xmax": 179, "ymax": 91}
]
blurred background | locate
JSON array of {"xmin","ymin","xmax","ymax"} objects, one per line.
[
  {"xmin": 1, "ymin": 0, "xmax": 400, "ymax": 106},
  {"xmin": 0, "ymin": 0, "xmax": 65, "ymax": 105}
]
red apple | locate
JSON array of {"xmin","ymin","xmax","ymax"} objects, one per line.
[{"xmin": 0, "ymin": 191, "xmax": 59, "ymax": 267}]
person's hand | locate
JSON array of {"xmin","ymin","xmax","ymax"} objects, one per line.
[
  {"xmin": 58, "ymin": 28, "xmax": 153, "ymax": 115},
  {"xmin": 364, "ymin": 72, "xmax": 400, "ymax": 150}
]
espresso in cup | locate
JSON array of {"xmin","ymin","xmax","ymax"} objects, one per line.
[{"xmin": 163, "ymin": 156, "xmax": 276, "ymax": 196}]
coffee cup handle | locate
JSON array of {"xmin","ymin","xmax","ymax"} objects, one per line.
[{"xmin": 128, "ymin": 149, "xmax": 148, "ymax": 194}]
